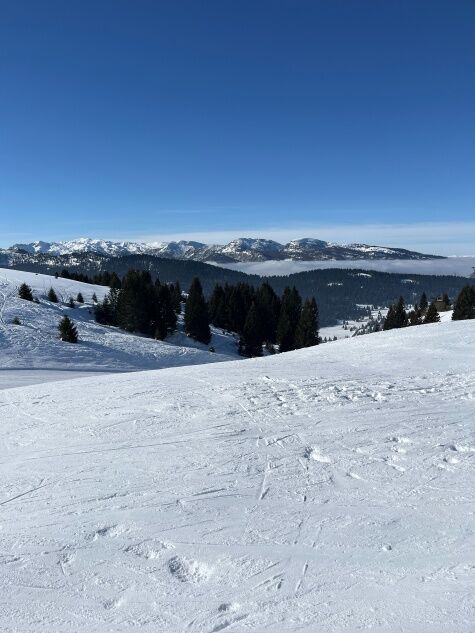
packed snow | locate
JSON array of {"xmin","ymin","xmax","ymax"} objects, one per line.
[
  {"xmin": 0, "ymin": 318, "xmax": 474, "ymax": 631},
  {"xmin": 0, "ymin": 269, "xmax": 238, "ymax": 389}
]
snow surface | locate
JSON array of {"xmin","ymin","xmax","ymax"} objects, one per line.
[
  {"xmin": 1, "ymin": 319, "xmax": 474, "ymax": 631},
  {"xmin": 0, "ymin": 269, "xmax": 238, "ymax": 389},
  {"xmin": 217, "ymin": 256, "xmax": 475, "ymax": 277}
]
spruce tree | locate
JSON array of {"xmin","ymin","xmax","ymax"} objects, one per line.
[
  {"xmin": 92, "ymin": 292, "xmax": 98, "ymax": 303},
  {"xmin": 394, "ymin": 296, "xmax": 408, "ymax": 328},
  {"xmin": 295, "ymin": 297, "xmax": 319, "ymax": 348},
  {"xmin": 227, "ymin": 287, "xmax": 247, "ymax": 334},
  {"xmin": 170, "ymin": 281, "xmax": 182, "ymax": 314},
  {"xmin": 383, "ymin": 305, "xmax": 396, "ymax": 330},
  {"xmin": 256, "ymin": 282, "xmax": 281, "ymax": 344},
  {"xmin": 277, "ymin": 286, "xmax": 302, "ymax": 352},
  {"xmin": 408, "ymin": 307, "xmax": 423, "ymax": 326},
  {"xmin": 241, "ymin": 302, "xmax": 264, "ymax": 356},
  {"xmin": 184, "ymin": 277, "xmax": 211, "ymax": 344},
  {"xmin": 423, "ymin": 301, "xmax": 440, "ymax": 324},
  {"xmin": 76, "ymin": 292, "xmax": 84, "ymax": 303},
  {"xmin": 154, "ymin": 284, "xmax": 177, "ymax": 339},
  {"xmin": 47, "ymin": 287, "xmax": 59, "ymax": 303},
  {"xmin": 18, "ymin": 283, "xmax": 33, "ymax": 301},
  {"xmin": 58, "ymin": 316, "xmax": 78, "ymax": 343},
  {"xmin": 452, "ymin": 285, "xmax": 475, "ymax": 320},
  {"xmin": 68, "ymin": 297, "xmax": 75, "ymax": 308},
  {"xmin": 116, "ymin": 270, "xmax": 156, "ymax": 334}
]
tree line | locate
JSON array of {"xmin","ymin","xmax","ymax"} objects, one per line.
[
  {"xmin": 383, "ymin": 286, "xmax": 475, "ymax": 330},
  {"xmin": 94, "ymin": 272, "xmax": 319, "ymax": 356},
  {"xmin": 208, "ymin": 281, "xmax": 318, "ymax": 355},
  {"xmin": 55, "ymin": 268, "xmax": 122, "ymax": 289}
]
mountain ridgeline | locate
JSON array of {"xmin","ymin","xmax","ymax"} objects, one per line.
[
  {"xmin": 3, "ymin": 251, "xmax": 470, "ymax": 327},
  {"xmin": 6, "ymin": 236, "xmax": 444, "ymax": 263}
]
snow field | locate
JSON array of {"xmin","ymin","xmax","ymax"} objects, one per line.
[{"xmin": 0, "ymin": 319, "xmax": 474, "ymax": 631}]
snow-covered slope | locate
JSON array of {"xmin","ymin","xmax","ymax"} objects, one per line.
[
  {"xmin": 1, "ymin": 320, "xmax": 473, "ymax": 631},
  {"xmin": 0, "ymin": 269, "xmax": 238, "ymax": 388}
]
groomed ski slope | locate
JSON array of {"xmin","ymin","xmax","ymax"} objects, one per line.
[
  {"xmin": 1, "ymin": 319, "xmax": 474, "ymax": 632},
  {"xmin": 0, "ymin": 268, "xmax": 238, "ymax": 389}
]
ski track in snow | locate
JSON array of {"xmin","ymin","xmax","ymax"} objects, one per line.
[{"xmin": 0, "ymin": 315, "xmax": 474, "ymax": 631}]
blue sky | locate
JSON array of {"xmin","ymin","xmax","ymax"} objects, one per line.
[{"xmin": 1, "ymin": 0, "xmax": 474, "ymax": 253}]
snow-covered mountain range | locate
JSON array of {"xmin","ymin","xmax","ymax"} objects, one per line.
[{"xmin": 9, "ymin": 236, "xmax": 444, "ymax": 262}]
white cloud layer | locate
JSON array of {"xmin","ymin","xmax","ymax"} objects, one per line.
[
  {"xmin": 2, "ymin": 221, "xmax": 474, "ymax": 256},
  {"xmin": 131, "ymin": 221, "xmax": 475, "ymax": 256}
]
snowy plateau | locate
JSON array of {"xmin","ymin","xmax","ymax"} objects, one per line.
[{"xmin": 0, "ymin": 270, "xmax": 474, "ymax": 632}]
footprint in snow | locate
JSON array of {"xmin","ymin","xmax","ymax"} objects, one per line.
[{"xmin": 168, "ymin": 556, "xmax": 213, "ymax": 584}]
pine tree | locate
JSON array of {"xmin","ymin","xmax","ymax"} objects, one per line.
[
  {"xmin": 295, "ymin": 297, "xmax": 319, "ymax": 348},
  {"xmin": 95, "ymin": 288, "xmax": 119, "ymax": 326},
  {"xmin": 76, "ymin": 292, "xmax": 84, "ymax": 303},
  {"xmin": 184, "ymin": 277, "xmax": 211, "ymax": 344},
  {"xmin": 256, "ymin": 282, "xmax": 281, "ymax": 344},
  {"xmin": 68, "ymin": 297, "xmax": 75, "ymax": 308},
  {"xmin": 241, "ymin": 302, "xmax": 264, "ymax": 356},
  {"xmin": 419, "ymin": 292, "xmax": 428, "ymax": 312},
  {"xmin": 394, "ymin": 296, "xmax": 408, "ymax": 328},
  {"xmin": 383, "ymin": 305, "xmax": 396, "ymax": 330},
  {"xmin": 48, "ymin": 287, "xmax": 59, "ymax": 303},
  {"xmin": 154, "ymin": 284, "xmax": 177, "ymax": 339},
  {"xmin": 423, "ymin": 301, "xmax": 440, "ymax": 324},
  {"xmin": 408, "ymin": 307, "xmax": 423, "ymax": 326},
  {"xmin": 452, "ymin": 285, "xmax": 475, "ymax": 320},
  {"xmin": 92, "ymin": 292, "xmax": 98, "ymax": 303},
  {"xmin": 18, "ymin": 283, "xmax": 33, "ymax": 301},
  {"xmin": 116, "ymin": 270, "xmax": 156, "ymax": 334},
  {"xmin": 277, "ymin": 286, "xmax": 302, "ymax": 352},
  {"xmin": 58, "ymin": 316, "xmax": 78, "ymax": 343},
  {"xmin": 170, "ymin": 281, "xmax": 182, "ymax": 314}
]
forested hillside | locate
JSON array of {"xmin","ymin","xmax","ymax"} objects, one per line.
[{"xmin": 4, "ymin": 252, "xmax": 470, "ymax": 326}]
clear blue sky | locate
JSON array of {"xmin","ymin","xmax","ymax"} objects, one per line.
[{"xmin": 1, "ymin": 0, "xmax": 474, "ymax": 251}]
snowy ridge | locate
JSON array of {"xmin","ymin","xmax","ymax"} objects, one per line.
[
  {"xmin": 8, "ymin": 235, "xmax": 443, "ymax": 262},
  {"xmin": 0, "ymin": 319, "xmax": 474, "ymax": 631}
]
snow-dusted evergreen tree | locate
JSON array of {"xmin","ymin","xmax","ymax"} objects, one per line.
[
  {"xmin": 384, "ymin": 297, "xmax": 407, "ymax": 330},
  {"xmin": 452, "ymin": 285, "xmax": 475, "ymax": 320},
  {"xmin": 47, "ymin": 287, "xmax": 59, "ymax": 303},
  {"xmin": 423, "ymin": 302, "xmax": 440, "ymax": 324},
  {"xmin": 295, "ymin": 297, "xmax": 319, "ymax": 348},
  {"xmin": 277, "ymin": 286, "xmax": 302, "ymax": 352},
  {"xmin": 58, "ymin": 316, "xmax": 78, "ymax": 343},
  {"xmin": 18, "ymin": 283, "xmax": 33, "ymax": 301},
  {"xmin": 241, "ymin": 302, "xmax": 264, "ymax": 357},
  {"xmin": 184, "ymin": 277, "xmax": 211, "ymax": 344},
  {"xmin": 408, "ymin": 306, "xmax": 423, "ymax": 326},
  {"xmin": 76, "ymin": 292, "xmax": 84, "ymax": 303}
]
